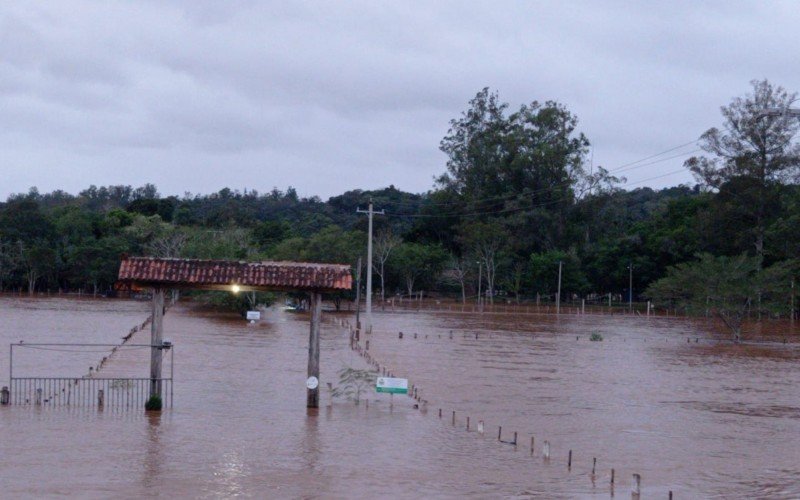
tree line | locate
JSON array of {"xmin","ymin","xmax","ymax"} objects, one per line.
[{"xmin": 0, "ymin": 80, "xmax": 798, "ymax": 330}]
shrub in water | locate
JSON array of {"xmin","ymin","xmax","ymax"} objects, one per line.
[
  {"xmin": 589, "ymin": 332, "xmax": 603, "ymax": 342},
  {"xmin": 145, "ymin": 394, "xmax": 163, "ymax": 411}
]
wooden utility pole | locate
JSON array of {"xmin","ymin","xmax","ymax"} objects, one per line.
[
  {"xmin": 150, "ymin": 287, "xmax": 165, "ymax": 398},
  {"xmin": 307, "ymin": 291, "xmax": 322, "ymax": 408}
]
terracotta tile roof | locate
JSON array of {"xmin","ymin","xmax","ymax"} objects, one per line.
[{"xmin": 117, "ymin": 256, "xmax": 352, "ymax": 292}]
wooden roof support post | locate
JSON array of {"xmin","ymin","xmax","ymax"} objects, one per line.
[
  {"xmin": 307, "ymin": 291, "xmax": 322, "ymax": 408},
  {"xmin": 150, "ymin": 287, "xmax": 165, "ymax": 399}
]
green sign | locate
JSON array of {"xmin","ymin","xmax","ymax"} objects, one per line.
[{"xmin": 376, "ymin": 377, "xmax": 408, "ymax": 394}]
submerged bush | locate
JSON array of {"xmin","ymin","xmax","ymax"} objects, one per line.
[
  {"xmin": 145, "ymin": 394, "xmax": 163, "ymax": 411},
  {"xmin": 589, "ymin": 332, "xmax": 603, "ymax": 342}
]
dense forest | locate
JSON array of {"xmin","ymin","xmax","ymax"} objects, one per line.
[{"xmin": 1, "ymin": 80, "xmax": 798, "ymax": 324}]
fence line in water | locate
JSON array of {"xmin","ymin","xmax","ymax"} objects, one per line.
[
  {"xmin": 325, "ymin": 315, "xmax": 652, "ymax": 498},
  {"xmin": 9, "ymin": 377, "xmax": 172, "ymax": 409}
]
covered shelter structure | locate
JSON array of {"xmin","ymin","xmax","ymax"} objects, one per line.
[{"xmin": 117, "ymin": 255, "xmax": 352, "ymax": 408}]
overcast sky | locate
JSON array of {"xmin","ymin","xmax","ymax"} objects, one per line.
[{"xmin": 2, "ymin": 1, "xmax": 799, "ymax": 200}]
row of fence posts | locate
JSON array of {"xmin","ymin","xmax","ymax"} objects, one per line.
[
  {"xmin": 372, "ymin": 297, "xmax": 693, "ymax": 319},
  {"xmin": 326, "ymin": 316, "xmax": 674, "ymax": 498}
]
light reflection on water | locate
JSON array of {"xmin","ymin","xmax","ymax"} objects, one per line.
[{"xmin": 0, "ymin": 296, "xmax": 798, "ymax": 498}]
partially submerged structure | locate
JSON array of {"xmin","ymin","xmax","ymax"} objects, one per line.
[{"xmin": 117, "ymin": 255, "xmax": 352, "ymax": 408}]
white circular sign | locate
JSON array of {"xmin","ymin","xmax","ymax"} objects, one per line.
[{"xmin": 306, "ymin": 376, "xmax": 319, "ymax": 390}]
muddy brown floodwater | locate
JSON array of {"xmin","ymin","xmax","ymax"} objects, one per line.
[{"xmin": 1, "ymin": 296, "xmax": 799, "ymax": 499}]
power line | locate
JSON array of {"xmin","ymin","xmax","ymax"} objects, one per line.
[
  {"xmin": 384, "ymin": 140, "xmax": 699, "ymax": 209},
  {"xmin": 385, "ymin": 167, "xmax": 689, "ymax": 219}
]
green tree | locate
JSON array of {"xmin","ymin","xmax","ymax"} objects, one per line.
[
  {"xmin": 458, "ymin": 221, "xmax": 507, "ymax": 303},
  {"xmin": 389, "ymin": 242, "xmax": 448, "ymax": 297},
  {"xmin": 685, "ymin": 79, "xmax": 800, "ymax": 262},
  {"xmin": 646, "ymin": 254, "xmax": 796, "ymax": 340},
  {"xmin": 529, "ymin": 250, "xmax": 588, "ymax": 300}
]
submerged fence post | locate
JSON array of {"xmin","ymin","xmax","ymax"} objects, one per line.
[
  {"xmin": 530, "ymin": 436, "xmax": 534, "ymax": 455},
  {"xmin": 97, "ymin": 389, "xmax": 104, "ymax": 408},
  {"xmin": 35, "ymin": 388, "xmax": 42, "ymax": 405},
  {"xmin": 0, "ymin": 386, "xmax": 8, "ymax": 405},
  {"xmin": 632, "ymin": 473, "xmax": 641, "ymax": 497},
  {"xmin": 568, "ymin": 449, "xmax": 572, "ymax": 469}
]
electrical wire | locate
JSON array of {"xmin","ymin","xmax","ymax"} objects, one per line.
[
  {"xmin": 385, "ymin": 168, "xmax": 689, "ymax": 219},
  {"xmin": 382, "ymin": 140, "xmax": 700, "ymax": 209}
]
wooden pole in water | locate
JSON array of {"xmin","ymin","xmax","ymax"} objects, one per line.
[
  {"xmin": 610, "ymin": 468, "xmax": 614, "ymax": 485},
  {"xmin": 149, "ymin": 287, "xmax": 165, "ymax": 399},
  {"xmin": 307, "ymin": 291, "xmax": 322, "ymax": 408},
  {"xmin": 632, "ymin": 473, "xmax": 641, "ymax": 497},
  {"xmin": 568, "ymin": 449, "xmax": 572, "ymax": 469},
  {"xmin": 530, "ymin": 436, "xmax": 534, "ymax": 455}
]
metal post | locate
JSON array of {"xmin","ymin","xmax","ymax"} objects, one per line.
[
  {"xmin": 307, "ymin": 291, "xmax": 322, "ymax": 408},
  {"xmin": 366, "ymin": 201, "xmax": 373, "ymax": 334},
  {"xmin": 477, "ymin": 261, "xmax": 482, "ymax": 308},
  {"xmin": 628, "ymin": 262, "xmax": 633, "ymax": 313},
  {"xmin": 354, "ymin": 256, "xmax": 362, "ymax": 337},
  {"xmin": 556, "ymin": 261, "xmax": 562, "ymax": 314},
  {"xmin": 149, "ymin": 287, "xmax": 165, "ymax": 398}
]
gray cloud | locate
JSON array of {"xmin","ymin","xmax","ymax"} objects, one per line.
[{"xmin": 2, "ymin": 0, "xmax": 799, "ymax": 199}]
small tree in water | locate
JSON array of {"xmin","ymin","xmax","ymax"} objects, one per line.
[
  {"xmin": 646, "ymin": 254, "xmax": 796, "ymax": 341},
  {"xmin": 331, "ymin": 367, "xmax": 377, "ymax": 405}
]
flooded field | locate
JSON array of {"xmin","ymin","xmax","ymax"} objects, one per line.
[{"xmin": 1, "ymin": 296, "xmax": 799, "ymax": 498}]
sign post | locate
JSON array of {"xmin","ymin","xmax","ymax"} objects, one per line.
[{"xmin": 376, "ymin": 377, "xmax": 408, "ymax": 408}]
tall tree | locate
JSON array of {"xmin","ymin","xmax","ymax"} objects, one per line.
[
  {"xmin": 685, "ymin": 79, "xmax": 800, "ymax": 262},
  {"xmin": 458, "ymin": 221, "xmax": 507, "ymax": 304},
  {"xmin": 372, "ymin": 229, "xmax": 402, "ymax": 303}
]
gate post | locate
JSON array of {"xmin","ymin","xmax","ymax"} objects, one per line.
[
  {"xmin": 150, "ymin": 287, "xmax": 165, "ymax": 399},
  {"xmin": 307, "ymin": 291, "xmax": 322, "ymax": 408}
]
